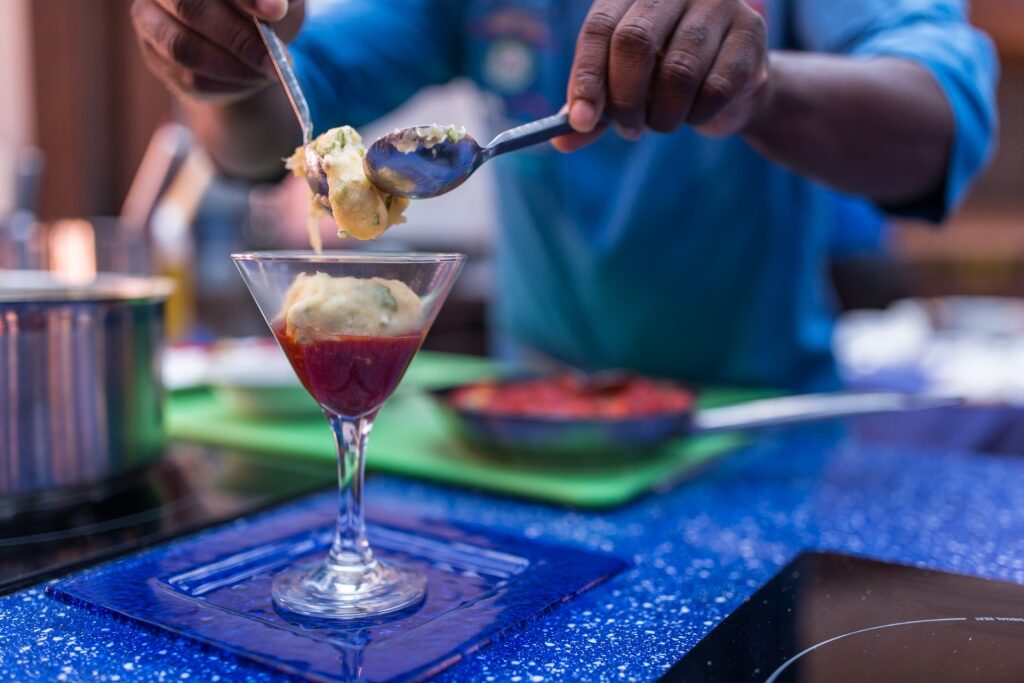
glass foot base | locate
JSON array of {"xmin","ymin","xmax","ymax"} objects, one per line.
[{"xmin": 272, "ymin": 556, "xmax": 426, "ymax": 619}]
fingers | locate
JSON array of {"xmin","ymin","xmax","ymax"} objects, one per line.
[
  {"xmin": 137, "ymin": 6, "xmax": 265, "ymax": 84},
  {"xmin": 565, "ymin": 0, "xmax": 769, "ymax": 153},
  {"xmin": 230, "ymin": 0, "xmax": 288, "ymax": 22},
  {"xmin": 567, "ymin": 0, "xmax": 633, "ymax": 134},
  {"xmin": 150, "ymin": 0, "xmax": 269, "ymax": 72},
  {"xmin": 138, "ymin": 40, "xmax": 264, "ymax": 102},
  {"xmin": 131, "ymin": 0, "xmax": 279, "ymax": 101},
  {"xmin": 551, "ymin": 124, "xmax": 608, "ymax": 153},
  {"xmin": 231, "ymin": 0, "xmax": 307, "ymax": 43},
  {"xmin": 607, "ymin": 0, "xmax": 688, "ymax": 139},
  {"xmin": 687, "ymin": 9, "xmax": 767, "ymax": 126},
  {"xmin": 646, "ymin": 4, "xmax": 730, "ymax": 133}
]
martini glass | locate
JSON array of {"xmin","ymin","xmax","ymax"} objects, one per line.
[{"xmin": 233, "ymin": 251, "xmax": 465, "ymax": 618}]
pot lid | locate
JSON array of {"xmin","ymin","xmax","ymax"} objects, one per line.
[{"xmin": 0, "ymin": 270, "xmax": 174, "ymax": 304}]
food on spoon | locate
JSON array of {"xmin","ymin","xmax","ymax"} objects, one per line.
[
  {"xmin": 392, "ymin": 123, "xmax": 468, "ymax": 154},
  {"xmin": 372, "ymin": 166, "xmax": 418, "ymax": 195},
  {"xmin": 448, "ymin": 375, "xmax": 694, "ymax": 419},
  {"xmin": 287, "ymin": 126, "xmax": 410, "ymax": 241},
  {"xmin": 273, "ymin": 272, "xmax": 425, "ymax": 416}
]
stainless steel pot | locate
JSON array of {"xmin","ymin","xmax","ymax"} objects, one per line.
[{"xmin": 0, "ymin": 271, "xmax": 173, "ymax": 501}]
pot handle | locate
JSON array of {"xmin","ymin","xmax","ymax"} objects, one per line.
[{"xmin": 692, "ymin": 392, "xmax": 963, "ymax": 433}]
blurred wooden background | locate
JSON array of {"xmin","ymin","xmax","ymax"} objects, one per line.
[{"xmin": 27, "ymin": 0, "xmax": 172, "ymax": 219}]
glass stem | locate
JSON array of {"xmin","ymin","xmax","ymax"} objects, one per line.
[{"xmin": 326, "ymin": 413, "xmax": 375, "ymax": 568}]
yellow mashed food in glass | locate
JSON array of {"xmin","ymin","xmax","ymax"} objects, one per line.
[{"xmin": 281, "ymin": 272, "xmax": 423, "ymax": 342}]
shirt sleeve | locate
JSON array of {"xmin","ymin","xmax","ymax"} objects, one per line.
[
  {"xmin": 290, "ymin": 0, "xmax": 467, "ymax": 132},
  {"xmin": 791, "ymin": 0, "xmax": 999, "ymax": 222}
]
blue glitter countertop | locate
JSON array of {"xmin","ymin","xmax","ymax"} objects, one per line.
[{"xmin": 4, "ymin": 424, "xmax": 1024, "ymax": 682}]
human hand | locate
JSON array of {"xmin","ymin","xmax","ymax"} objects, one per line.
[
  {"xmin": 130, "ymin": 0, "xmax": 305, "ymax": 104},
  {"xmin": 553, "ymin": 0, "xmax": 769, "ymax": 152}
]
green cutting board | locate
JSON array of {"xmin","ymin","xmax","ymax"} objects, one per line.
[{"xmin": 167, "ymin": 352, "xmax": 766, "ymax": 508}]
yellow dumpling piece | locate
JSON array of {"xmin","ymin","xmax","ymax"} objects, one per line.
[{"xmin": 287, "ymin": 126, "xmax": 410, "ymax": 241}]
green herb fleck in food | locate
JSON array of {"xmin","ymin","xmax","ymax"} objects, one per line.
[
  {"xmin": 321, "ymin": 130, "xmax": 349, "ymax": 156},
  {"xmin": 372, "ymin": 282, "xmax": 399, "ymax": 312}
]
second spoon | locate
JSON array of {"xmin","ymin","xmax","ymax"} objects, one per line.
[{"xmin": 363, "ymin": 112, "xmax": 577, "ymax": 199}]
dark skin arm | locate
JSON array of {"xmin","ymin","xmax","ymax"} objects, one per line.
[
  {"xmin": 180, "ymin": 87, "xmax": 298, "ymax": 181},
  {"xmin": 130, "ymin": 0, "xmax": 302, "ymax": 181},
  {"xmin": 741, "ymin": 53, "xmax": 952, "ymax": 206},
  {"xmin": 552, "ymin": 0, "xmax": 953, "ymax": 208}
]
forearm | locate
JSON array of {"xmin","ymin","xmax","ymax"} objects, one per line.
[
  {"xmin": 181, "ymin": 85, "xmax": 301, "ymax": 182},
  {"xmin": 743, "ymin": 52, "xmax": 953, "ymax": 207}
]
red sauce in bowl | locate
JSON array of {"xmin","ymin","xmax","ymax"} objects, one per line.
[
  {"xmin": 448, "ymin": 374, "xmax": 694, "ymax": 420},
  {"xmin": 273, "ymin": 322, "xmax": 421, "ymax": 417}
]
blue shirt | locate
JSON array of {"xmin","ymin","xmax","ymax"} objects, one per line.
[{"xmin": 292, "ymin": 0, "xmax": 996, "ymax": 390}]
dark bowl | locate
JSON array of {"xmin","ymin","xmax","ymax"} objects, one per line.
[{"xmin": 427, "ymin": 384, "xmax": 694, "ymax": 463}]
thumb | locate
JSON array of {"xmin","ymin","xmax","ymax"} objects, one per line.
[{"xmin": 234, "ymin": 0, "xmax": 288, "ymax": 22}]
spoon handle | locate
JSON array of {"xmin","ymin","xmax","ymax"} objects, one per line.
[
  {"xmin": 253, "ymin": 19, "xmax": 313, "ymax": 144},
  {"xmin": 484, "ymin": 112, "xmax": 575, "ymax": 158},
  {"xmin": 693, "ymin": 392, "xmax": 963, "ymax": 433}
]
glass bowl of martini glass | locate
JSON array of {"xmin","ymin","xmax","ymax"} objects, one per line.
[{"xmin": 233, "ymin": 251, "xmax": 465, "ymax": 619}]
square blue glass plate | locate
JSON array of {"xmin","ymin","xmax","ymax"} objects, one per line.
[{"xmin": 48, "ymin": 492, "xmax": 627, "ymax": 682}]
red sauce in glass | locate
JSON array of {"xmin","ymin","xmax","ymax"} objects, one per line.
[
  {"xmin": 449, "ymin": 375, "xmax": 693, "ymax": 420},
  {"xmin": 273, "ymin": 321, "xmax": 421, "ymax": 417}
]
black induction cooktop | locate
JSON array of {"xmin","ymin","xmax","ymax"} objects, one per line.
[
  {"xmin": 0, "ymin": 445, "xmax": 334, "ymax": 596},
  {"xmin": 663, "ymin": 552, "xmax": 1024, "ymax": 683}
]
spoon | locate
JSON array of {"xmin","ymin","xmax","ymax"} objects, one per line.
[
  {"xmin": 252, "ymin": 19, "xmax": 329, "ymax": 205},
  {"xmin": 363, "ymin": 112, "xmax": 577, "ymax": 199}
]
